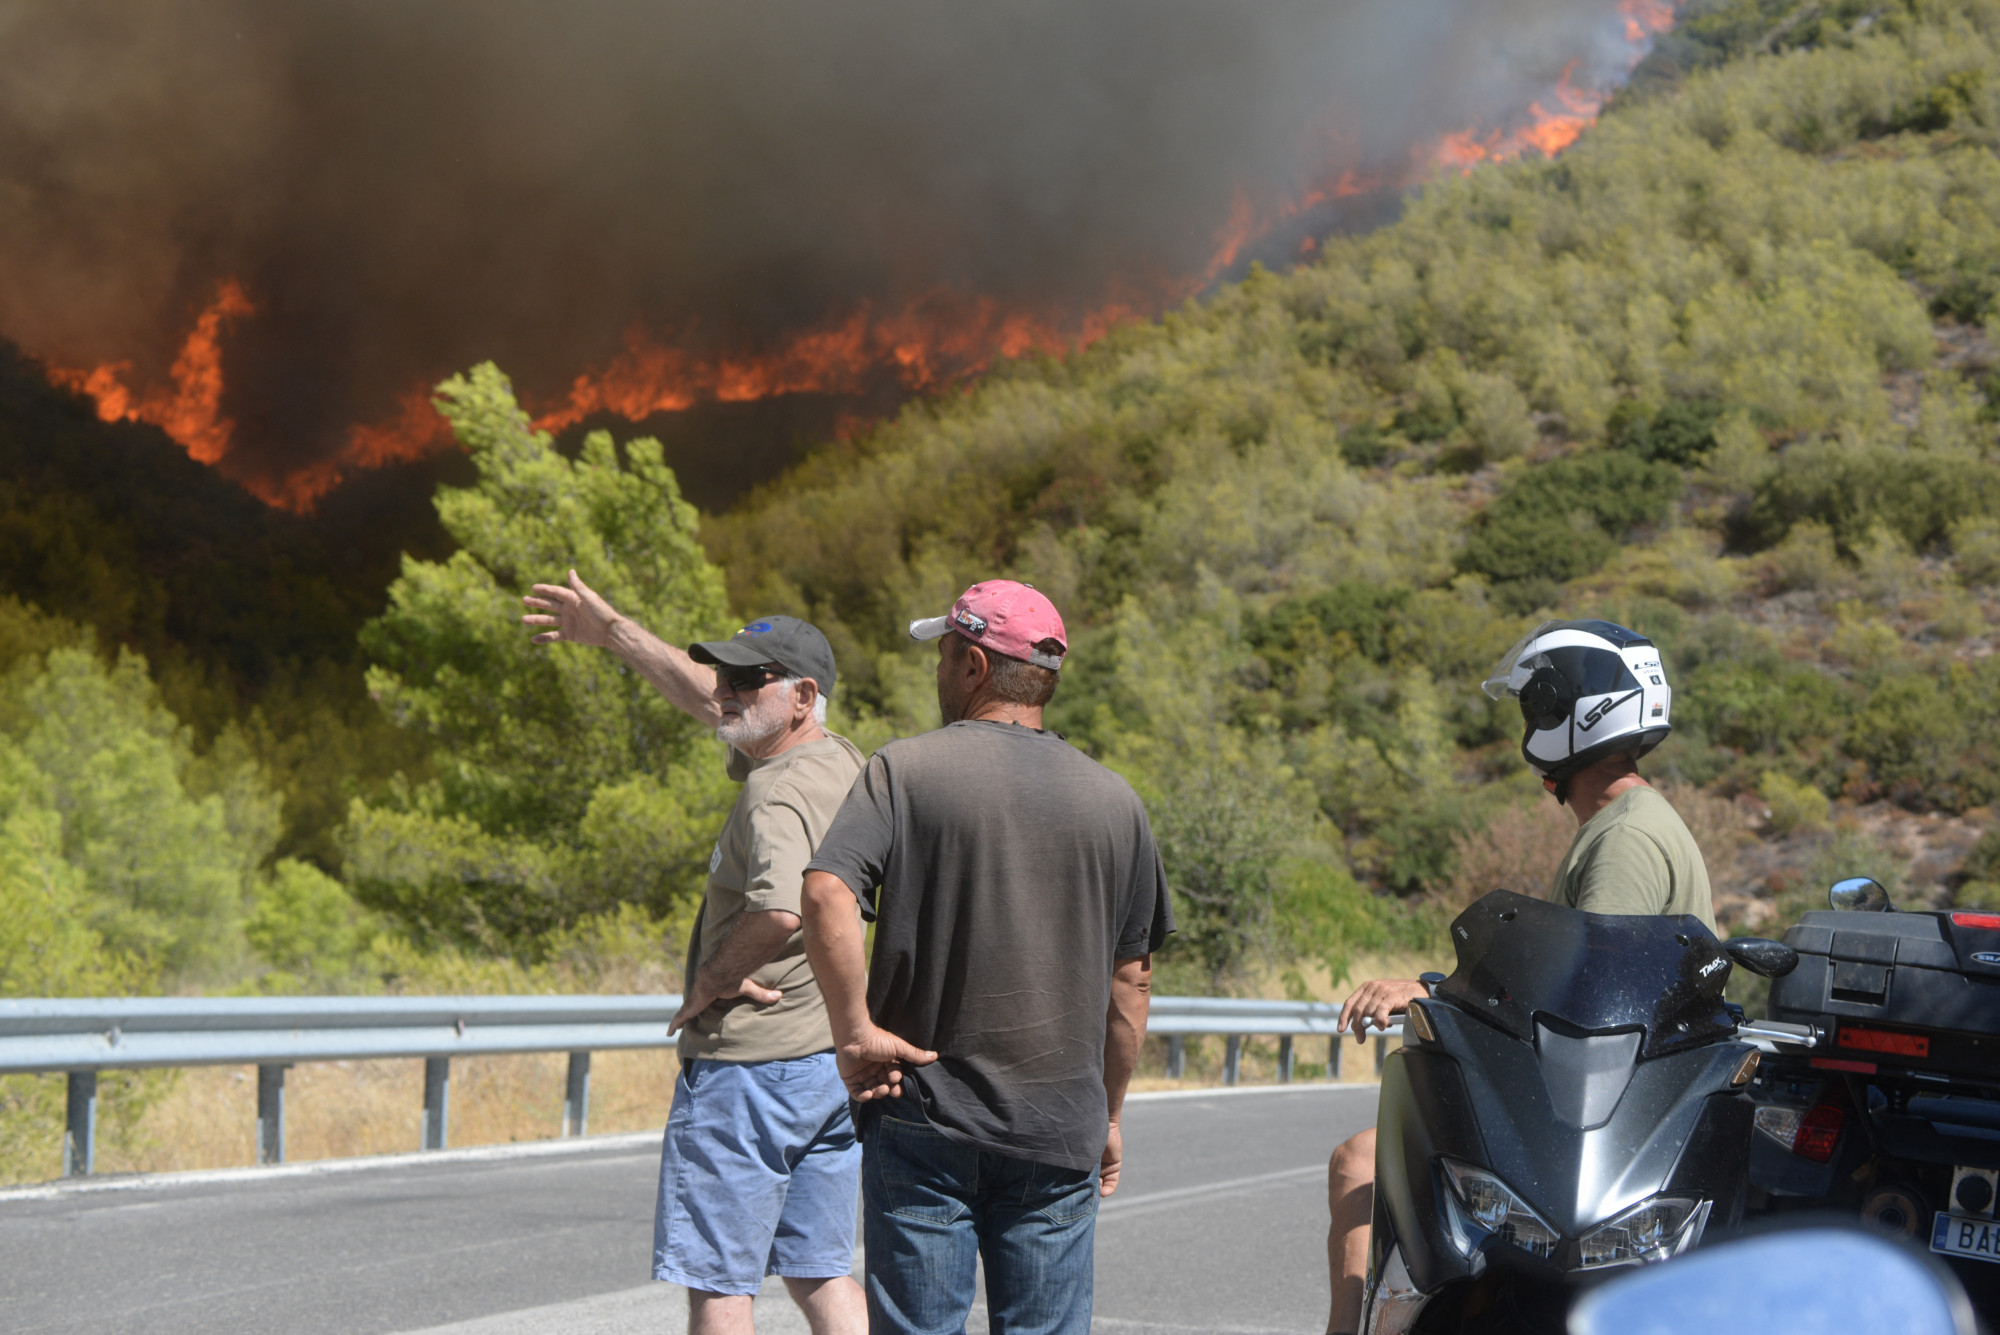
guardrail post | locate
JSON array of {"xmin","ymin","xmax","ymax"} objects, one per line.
[
  {"xmin": 1223, "ymin": 1035, "xmax": 1242, "ymax": 1086},
  {"xmin": 1165, "ymin": 1035, "xmax": 1185, "ymax": 1079},
  {"xmin": 63, "ymin": 1071, "xmax": 97, "ymax": 1176},
  {"xmin": 1374, "ymin": 1034, "xmax": 1388, "ymax": 1075},
  {"xmin": 1277, "ymin": 1036, "xmax": 1294, "ymax": 1083},
  {"xmin": 422, "ymin": 1057, "xmax": 450, "ymax": 1151},
  {"xmin": 257, "ymin": 1064, "xmax": 288, "ymax": 1165},
  {"xmin": 563, "ymin": 1052, "xmax": 591, "ymax": 1137},
  {"xmin": 1330, "ymin": 1036, "xmax": 1343, "ymax": 1081}
]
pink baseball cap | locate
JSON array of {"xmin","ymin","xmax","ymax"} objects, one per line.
[{"xmin": 909, "ymin": 580, "xmax": 1068, "ymax": 670}]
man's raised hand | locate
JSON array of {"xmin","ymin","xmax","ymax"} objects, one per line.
[
  {"xmin": 1337, "ymin": 978, "xmax": 1429, "ymax": 1043},
  {"xmin": 521, "ymin": 569, "xmax": 622, "ymax": 648},
  {"xmin": 836, "ymin": 1023, "xmax": 938, "ymax": 1103}
]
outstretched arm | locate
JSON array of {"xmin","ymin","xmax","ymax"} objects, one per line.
[
  {"xmin": 1100, "ymin": 953, "xmax": 1152, "ymax": 1198},
  {"xmin": 521, "ymin": 569, "xmax": 722, "ymax": 727},
  {"xmin": 801, "ymin": 870, "xmax": 935, "ymax": 1101}
]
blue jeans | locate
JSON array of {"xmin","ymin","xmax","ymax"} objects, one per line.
[{"xmin": 863, "ymin": 1109, "xmax": 1099, "ymax": 1335}]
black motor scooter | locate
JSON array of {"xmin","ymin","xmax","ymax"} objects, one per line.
[
  {"xmin": 1361, "ymin": 889, "xmax": 1802, "ymax": 1335},
  {"xmin": 1748, "ymin": 875, "xmax": 2000, "ymax": 1317}
]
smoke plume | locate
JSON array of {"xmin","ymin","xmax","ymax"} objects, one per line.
[{"xmin": 0, "ymin": 1, "xmax": 1666, "ymax": 506}]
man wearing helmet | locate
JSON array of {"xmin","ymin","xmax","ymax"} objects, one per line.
[{"xmin": 1321, "ymin": 619, "xmax": 1714, "ymax": 1335}]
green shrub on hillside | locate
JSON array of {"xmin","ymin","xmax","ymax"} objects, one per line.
[
  {"xmin": 1609, "ymin": 399, "xmax": 1725, "ymax": 466},
  {"xmin": 1747, "ymin": 437, "xmax": 2000, "ymax": 553},
  {"xmin": 348, "ymin": 365, "xmax": 736, "ymax": 950},
  {"xmin": 0, "ymin": 645, "xmax": 279, "ymax": 981},
  {"xmin": 1458, "ymin": 454, "xmax": 1682, "ymax": 601}
]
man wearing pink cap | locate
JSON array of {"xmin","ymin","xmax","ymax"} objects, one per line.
[{"xmin": 799, "ymin": 580, "xmax": 1175, "ymax": 1335}]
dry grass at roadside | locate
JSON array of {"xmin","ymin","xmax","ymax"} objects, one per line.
[{"xmin": 40, "ymin": 1049, "xmax": 682, "ymax": 1179}]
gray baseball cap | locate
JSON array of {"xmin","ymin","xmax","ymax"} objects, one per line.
[{"xmin": 688, "ymin": 616, "xmax": 836, "ymax": 698}]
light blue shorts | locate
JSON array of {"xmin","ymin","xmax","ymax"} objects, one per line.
[{"xmin": 653, "ymin": 1051, "xmax": 859, "ymax": 1296}]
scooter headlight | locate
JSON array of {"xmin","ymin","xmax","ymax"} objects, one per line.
[
  {"xmin": 1440, "ymin": 1159, "xmax": 1559, "ymax": 1261},
  {"xmin": 1576, "ymin": 1195, "xmax": 1710, "ymax": 1269}
]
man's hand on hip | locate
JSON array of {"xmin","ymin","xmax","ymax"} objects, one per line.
[
  {"xmin": 1337, "ymin": 978, "xmax": 1429, "ymax": 1041},
  {"xmin": 835, "ymin": 1022, "xmax": 937, "ymax": 1102},
  {"xmin": 521, "ymin": 569, "xmax": 623, "ymax": 648},
  {"xmin": 667, "ymin": 972, "xmax": 785, "ymax": 1037}
]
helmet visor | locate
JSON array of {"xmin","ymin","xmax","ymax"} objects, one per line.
[{"xmin": 1481, "ymin": 620, "xmax": 1562, "ymax": 701}]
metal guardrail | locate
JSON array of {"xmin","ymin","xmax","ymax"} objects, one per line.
[
  {"xmin": 0, "ymin": 994, "xmax": 1397, "ymax": 1177},
  {"xmin": 1146, "ymin": 996, "xmax": 1402, "ymax": 1086}
]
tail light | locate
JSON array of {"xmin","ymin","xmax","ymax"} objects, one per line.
[
  {"xmin": 1753, "ymin": 1103, "xmax": 1846, "ymax": 1163},
  {"xmin": 1953, "ymin": 912, "xmax": 2000, "ymax": 930},
  {"xmin": 1838, "ymin": 1025, "xmax": 1929, "ymax": 1059},
  {"xmin": 1795, "ymin": 1105, "xmax": 1846, "ymax": 1162}
]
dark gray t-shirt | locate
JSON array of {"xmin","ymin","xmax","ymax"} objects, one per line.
[{"xmin": 805, "ymin": 718, "xmax": 1174, "ymax": 1171}]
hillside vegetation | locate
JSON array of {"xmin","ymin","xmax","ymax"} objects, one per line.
[
  {"xmin": 9, "ymin": 0, "xmax": 2000, "ymax": 1172},
  {"xmin": 709, "ymin": 0, "xmax": 2000, "ymax": 938}
]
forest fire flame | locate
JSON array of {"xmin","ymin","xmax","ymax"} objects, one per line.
[
  {"xmin": 46, "ymin": 279, "xmax": 254, "ymax": 469},
  {"xmin": 40, "ymin": 0, "xmax": 1679, "ymax": 512}
]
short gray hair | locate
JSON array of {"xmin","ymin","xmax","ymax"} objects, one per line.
[{"xmin": 780, "ymin": 675, "xmax": 830, "ymax": 726}]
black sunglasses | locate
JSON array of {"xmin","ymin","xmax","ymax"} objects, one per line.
[{"xmin": 717, "ymin": 663, "xmax": 787, "ymax": 693}]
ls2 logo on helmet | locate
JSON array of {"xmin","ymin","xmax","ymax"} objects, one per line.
[{"xmin": 1578, "ymin": 689, "xmax": 1641, "ymax": 732}]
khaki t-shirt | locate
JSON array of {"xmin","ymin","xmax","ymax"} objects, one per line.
[
  {"xmin": 676, "ymin": 732, "xmax": 864, "ymax": 1063},
  {"xmin": 1551, "ymin": 784, "xmax": 1717, "ymax": 931}
]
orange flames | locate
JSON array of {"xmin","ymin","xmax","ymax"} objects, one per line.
[
  {"xmin": 46, "ymin": 279, "xmax": 254, "ymax": 467},
  {"xmin": 533, "ymin": 291, "xmax": 1098, "ymax": 436},
  {"xmin": 1427, "ymin": 0, "xmax": 1675, "ymax": 169},
  {"xmin": 41, "ymin": 2, "xmax": 1680, "ymax": 512},
  {"xmin": 1622, "ymin": 0, "xmax": 1675, "ymax": 43},
  {"xmin": 1431, "ymin": 63, "xmax": 1604, "ymax": 169}
]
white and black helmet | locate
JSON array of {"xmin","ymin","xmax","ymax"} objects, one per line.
[{"xmin": 1481, "ymin": 619, "xmax": 1672, "ymax": 785}]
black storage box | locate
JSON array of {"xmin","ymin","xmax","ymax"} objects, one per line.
[{"xmin": 1773, "ymin": 909, "xmax": 2000, "ymax": 1079}]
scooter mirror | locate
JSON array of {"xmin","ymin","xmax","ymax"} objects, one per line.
[
  {"xmin": 1569, "ymin": 1226, "xmax": 1974, "ymax": 1335},
  {"xmin": 1724, "ymin": 937, "xmax": 1799, "ymax": 979},
  {"xmin": 1829, "ymin": 876, "xmax": 1893, "ymax": 912}
]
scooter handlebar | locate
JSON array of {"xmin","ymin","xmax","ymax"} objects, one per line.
[{"xmin": 1736, "ymin": 1019, "xmax": 1819, "ymax": 1049}]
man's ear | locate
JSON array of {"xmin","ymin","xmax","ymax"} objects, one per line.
[{"xmin": 794, "ymin": 677, "xmax": 820, "ymax": 722}]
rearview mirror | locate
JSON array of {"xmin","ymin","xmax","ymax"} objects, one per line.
[
  {"xmin": 1571, "ymin": 1226, "xmax": 1975, "ymax": 1335},
  {"xmin": 1725, "ymin": 937, "xmax": 1799, "ymax": 979},
  {"xmin": 1829, "ymin": 877, "xmax": 1893, "ymax": 913}
]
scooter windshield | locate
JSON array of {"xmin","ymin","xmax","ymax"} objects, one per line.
[{"xmin": 1435, "ymin": 890, "xmax": 1736, "ymax": 1058}]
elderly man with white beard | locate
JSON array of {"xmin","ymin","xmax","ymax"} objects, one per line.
[{"xmin": 522, "ymin": 571, "xmax": 868, "ymax": 1335}]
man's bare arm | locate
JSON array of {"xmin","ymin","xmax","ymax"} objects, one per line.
[
  {"xmin": 801, "ymin": 870, "xmax": 935, "ymax": 1100},
  {"xmin": 521, "ymin": 569, "xmax": 722, "ymax": 727},
  {"xmin": 1336, "ymin": 977, "xmax": 1429, "ymax": 1040},
  {"xmin": 1100, "ymin": 953, "xmax": 1152, "ymax": 1198},
  {"xmin": 667, "ymin": 909, "xmax": 798, "ymax": 1035}
]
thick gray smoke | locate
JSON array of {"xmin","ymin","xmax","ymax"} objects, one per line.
[{"xmin": 0, "ymin": 1, "xmax": 1654, "ymax": 495}]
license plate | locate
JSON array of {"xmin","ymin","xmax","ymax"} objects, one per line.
[{"xmin": 1931, "ymin": 1212, "xmax": 2000, "ymax": 1265}]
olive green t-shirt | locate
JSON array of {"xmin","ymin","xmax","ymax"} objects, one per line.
[
  {"xmin": 1550, "ymin": 785, "xmax": 1717, "ymax": 931},
  {"xmin": 676, "ymin": 732, "xmax": 864, "ymax": 1063}
]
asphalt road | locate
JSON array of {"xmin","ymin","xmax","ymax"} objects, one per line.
[{"xmin": 0, "ymin": 1082, "xmax": 1378, "ymax": 1335}]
